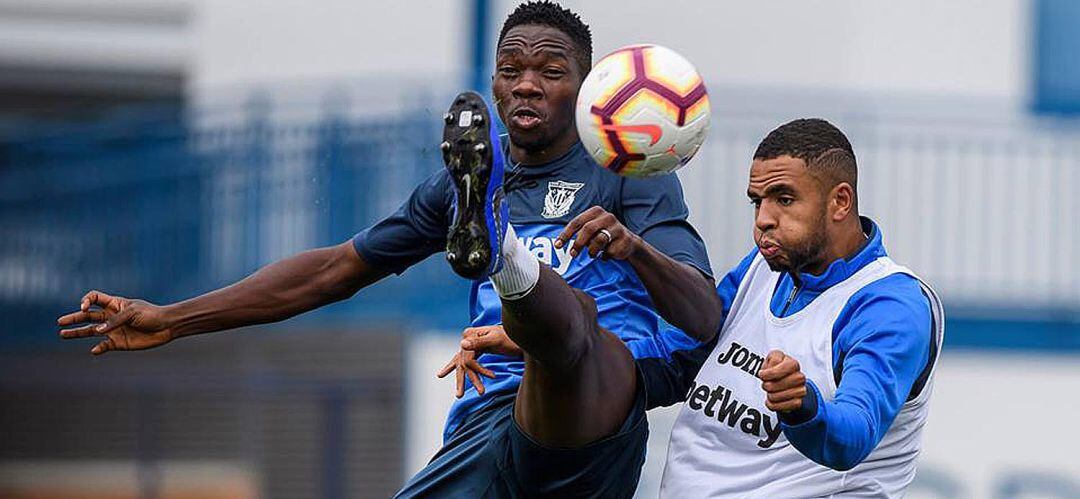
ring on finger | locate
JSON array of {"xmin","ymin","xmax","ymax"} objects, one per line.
[{"xmin": 598, "ymin": 228, "xmax": 613, "ymax": 245}]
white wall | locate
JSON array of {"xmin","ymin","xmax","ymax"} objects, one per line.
[
  {"xmin": 186, "ymin": 0, "xmax": 1029, "ymax": 103},
  {"xmin": 189, "ymin": 0, "xmax": 466, "ymax": 100},
  {"xmin": 542, "ymin": 0, "xmax": 1029, "ymax": 100}
]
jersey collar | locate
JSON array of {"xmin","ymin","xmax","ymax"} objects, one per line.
[
  {"xmin": 791, "ymin": 217, "xmax": 886, "ymax": 292},
  {"xmin": 505, "ymin": 140, "xmax": 587, "ymax": 178}
]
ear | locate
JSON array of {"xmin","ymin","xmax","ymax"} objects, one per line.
[{"xmin": 830, "ymin": 182, "xmax": 855, "ymax": 222}]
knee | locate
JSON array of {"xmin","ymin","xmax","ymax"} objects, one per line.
[
  {"xmin": 571, "ymin": 289, "xmax": 599, "ymax": 327},
  {"xmin": 558, "ymin": 289, "xmax": 601, "ymax": 368}
]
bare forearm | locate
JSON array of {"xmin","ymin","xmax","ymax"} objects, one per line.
[
  {"xmin": 167, "ymin": 242, "xmax": 384, "ymax": 338},
  {"xmin": 628, "ymin": 240, "xmax": 722, "ymax": 342}
]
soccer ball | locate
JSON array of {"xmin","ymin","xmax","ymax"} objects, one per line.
[{"xmin": 575, "ymin": 44, "xmax": 710, "ymax": 178}]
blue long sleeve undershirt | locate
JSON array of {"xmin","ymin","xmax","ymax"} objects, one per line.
[{"xmin": 775, "ymin": 274, "xmax": 932, "ymax": 470}]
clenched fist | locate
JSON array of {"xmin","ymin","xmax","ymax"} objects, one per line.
[{"xmin": 757, "ymin": 350, "xmax": 808, "ymax": 413}]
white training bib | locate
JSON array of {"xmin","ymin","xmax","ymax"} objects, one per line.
[{"xmin": 661, "ymin": 254, "xmax": 944, "ymax": 498}]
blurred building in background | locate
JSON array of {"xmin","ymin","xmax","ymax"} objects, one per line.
[{"xmin": 1, "ymin": 1, "xmax": 1078, "ymax": 498}]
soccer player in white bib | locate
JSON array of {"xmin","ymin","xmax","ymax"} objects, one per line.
[{"xmin": 654, "ymin": 118, "xmax": 945, "ymax": 498}]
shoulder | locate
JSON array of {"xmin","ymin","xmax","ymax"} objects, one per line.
[
  {"xmin": 835, "ymin": 272, "xmax": 932, "ymax": 349},
  {"xmin": 619, "ymin": 171, "xmax": 687, "ymax": 199},
  {"xmin": 850, "ymin": 273, "xmax": 930, "ymax": 313}
]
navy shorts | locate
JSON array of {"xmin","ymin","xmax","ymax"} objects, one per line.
[{"xmin": 394, "ymin": 371, "xmax": 649, "ymax": 498}]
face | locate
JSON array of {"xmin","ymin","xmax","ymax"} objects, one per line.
[
  {"xmin": 493, "ymin": 24, "xmax": 585, "ymax": 162},
  {"xmin": 747, "ymin": 156, "xmax": 830, "ymax": 274}
]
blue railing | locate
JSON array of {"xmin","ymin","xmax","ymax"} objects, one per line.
[
  {"xmin": 1, "ymin": 100, "xmax": 471, "ymax": 347},
  {"xmin": 4, "ymin": 92, "xmax": 1080, "ymax": 349}
]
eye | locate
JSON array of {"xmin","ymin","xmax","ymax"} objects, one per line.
[
  {"xmin": 778, "ymin": 196, "xmax": 794, "ymax": 207},
  {"xmin": 498, "ymin": 66, "xmax": 520, "ymax": 77},
  {"xmin": 542, "ymin": 68, "xmax": 566, "ymax": 79}
]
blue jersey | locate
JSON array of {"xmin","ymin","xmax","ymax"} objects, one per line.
[{"xmin": 352, "ymin": 141, "xmax": 712, "ymax": 440}]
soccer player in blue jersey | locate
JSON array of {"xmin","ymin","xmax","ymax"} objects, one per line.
[{"xmin": 56, "ymin": 2, "xmax": 722, "ymax": 497}]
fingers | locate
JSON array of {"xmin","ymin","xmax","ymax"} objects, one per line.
[
  {"xmin": 440, "ymin": 336, "xmax": 498, "ymax": 399},
  {"xmin": 765, "ymin": 386, "xmax": 807, "ymax": 406},
  {"xmin": 555, "ymin": 206, "xmax": 604, "ymax": 250},
  {"xmin": 466, "ymin": 369, "xmax": 485, "ymax": 395},
  {"xmin": 57, "ymin": 309, "xmax": 106, "ymax": 327},
  {"xmin": 765, "ymin": 397, "xmax": 805, "ymax": 412},
  {"xmin": 761, "ymin": 371, "xmax": 806, "ymax": 392},
  {"xmin": 570, "ymin": 216, "xmax": 611, "ymax": 258},
  {"xmin": 461, "ymin": 330, "xmax": 499, "ymax": 352},
  {"xmin": 436, "ymin": 354, "xmax": 457, "ymax": 378},
  {"xmin": 81, "ymin": 290, "xmax": 118, "ymax": 312},
  {"xmin": 761, "ymin": 350, "xmax": 785, "ymax": 371},
  {"xmin": 58, "ymin": 309, "xmax": 112, "ymax": 339},
  {"xmin": 461, "ymin": 326, "xmax": 497, "ymax": 338},
  {"xmin": 465, "ymin": 358, "xmax": 496, "ymax": 378},
  {"xmin": 90, "ymin": 337, "xmax": 114, "ymax": 355},
  {"xmin": 586, "ymin": 226, "xmax": 615, "ymax": 258},
  {"xmin": 757, "ymin": 350, "xmax": 807, "ymax": 412},
  {"xmin": 95, "ymin": 307, "xmax": 135, "ymax": 336},
  {"xmin": 553, "ymin": 206, "xmax": 639, "ymax": 259},
  {"xmin": 758, "ymin": 351, "xmax": 799, "ymax": 381},
  {"xmin": 59, "ymin": 325, "xmax": 101, "ymax": 339},
  {"xmin": 57, "ymin": 310, "xmax": 107, "ymax": 338},
  {"xmin": 455, "ymin": 362, "xmax": 465, "ymax": 398}
]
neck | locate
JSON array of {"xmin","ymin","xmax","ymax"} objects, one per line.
[
  {"xmin": 802, "ymin": 216, "xmax": 866, "ymax": 276},
  {"xmin": 509, "ymin": 131, "xmax": 579, "ymax": 165}
]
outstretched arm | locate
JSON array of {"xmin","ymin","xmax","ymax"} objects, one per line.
[
  {"xmin": 58, "ymin": 168, "xmax": 455, "ymax": 355},
  {"xmin": 57, "ymin": 241, "xmax": 388, "ymax": 354}
]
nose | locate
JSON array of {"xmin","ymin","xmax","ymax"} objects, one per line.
[
  {"xmin": 512, "ymin": 71, "xmax": 543, "ymax": 100},
  {"xmin": 755, "ymin": 202, "xmax": 778, "ymax": 234}
]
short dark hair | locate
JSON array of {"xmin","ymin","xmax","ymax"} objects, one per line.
[
  {"xmin": 754, "ymin": 118, "xmax": 858, "ymax": 195},
  {"xmin": 497, "ymin": 1, "xmax": 592, "ymax": 74}
]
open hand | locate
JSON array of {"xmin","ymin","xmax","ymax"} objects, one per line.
[
  {"xmin": 56, "ymin": 290, "xmax": 175, "ymax": 355},
  {"xmin": 436, "ymin": 325, "xmax": 522, "ymax": 398}
]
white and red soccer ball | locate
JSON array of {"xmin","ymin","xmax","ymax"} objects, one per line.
[{"xmin": 575, "ymin": 44, "xmax": 710, "ymax": 178}]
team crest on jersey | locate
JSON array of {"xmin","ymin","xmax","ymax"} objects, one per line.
[{"xmin": 542, "ymin": 180, "xmax": 585, "ymax": 218}]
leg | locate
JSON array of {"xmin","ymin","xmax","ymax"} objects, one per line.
[
  {"xmin": 441, "ymin": 91, "xmax": 637, "ymax": 447},
  {"xmin": 441, "ymin": 91, "xmax": 646, "ymax": 497},
  {"xmin": 501, "ymin": 266, "xmax": 637, "ymax": 447}
]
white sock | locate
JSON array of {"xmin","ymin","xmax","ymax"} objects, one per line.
[{"xmin": 489, "ymin": 224, "xmax": 540, "ymax": 300}]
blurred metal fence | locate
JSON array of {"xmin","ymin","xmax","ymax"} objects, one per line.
[
  {"xmin": 681, "ymin": 114, "xmax": 1080, "ymax": 315},
  {"xmin": 0, "ymin": 330, "xmax": 405, "ymax": 499},
  {"xmin": 0, "ymin": 97, "xmax": 471, "ymax": 347},
  {"xmin": 2, "ymin": 93, "xmax": 1079, "ymax": 347}
]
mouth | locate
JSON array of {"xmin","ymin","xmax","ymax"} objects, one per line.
[
  {"xmin": 509, "ymin": 107, "xmax": 542, "ymax": 130},
  {"xmin": 758, "ymin": 240, "xmax": 781, "ymax": 258}
]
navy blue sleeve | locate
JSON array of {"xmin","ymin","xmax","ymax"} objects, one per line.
[
  {"xmin": 351, "ymin": 170, "xmax": 452, "ymax": 275},
  {"xmin": 639, "ymin": 248, "xmax": 757, "ymax": 409},
  {"xmin": 779, "ymin": 274, "xmax": 932, "ymax": 471},
  {"xmin": 620, "ymin": 173, "xmax": 712, "ymax": 277}
]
